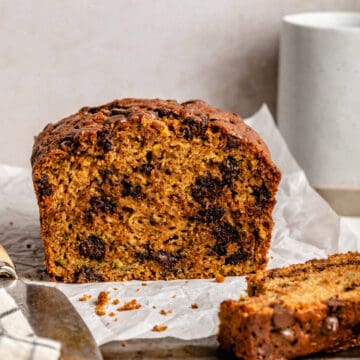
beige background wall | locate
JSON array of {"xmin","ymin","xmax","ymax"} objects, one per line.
[{"xmin": 1, "ymin": 0, "xmax": 360, "ymax": 167}]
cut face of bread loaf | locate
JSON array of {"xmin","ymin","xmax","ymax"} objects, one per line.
[
  {"xmin": 31, "ymin": 99, "xmax": 281, "ymax": 282},
  {"xmin": 218, "ymin": 252, "xmax": 360, "ymax": 360}
]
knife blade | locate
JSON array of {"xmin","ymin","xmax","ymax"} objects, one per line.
[{"xmin": 0, "ymin": 244, "xmax": 103, "ymax": 360}]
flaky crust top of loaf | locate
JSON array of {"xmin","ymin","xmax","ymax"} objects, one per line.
[{"xmin": 31, "ymin": 99, "xmax": 278, "ymax": 174}]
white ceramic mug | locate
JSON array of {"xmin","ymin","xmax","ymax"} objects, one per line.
[{"xmin": 277, "ymin": 12, "xmax": 360, "ymax": 193}]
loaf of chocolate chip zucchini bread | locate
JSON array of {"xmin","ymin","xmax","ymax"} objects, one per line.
[
  {"xmin": 31, "ymin": 98, "xmax": 281, "ymax": 282},
  {"xmin": 218, "ymin": 252, "xmax": 360, "ymax": 360}
]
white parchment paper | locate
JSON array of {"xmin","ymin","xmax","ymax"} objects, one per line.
[{"xmin": 0, "ymin": 105, "xmax": 359, "ymax": 346}]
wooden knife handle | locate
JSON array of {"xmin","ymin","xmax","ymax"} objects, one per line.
[{"xmin": 0, "ymin": 244, "xmax": 17, "ymax": 279}]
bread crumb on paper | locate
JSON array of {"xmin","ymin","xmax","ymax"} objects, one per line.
[
  {"xmin": 152, "ymin": 324, "xmax": 168, "ymax": 332},
  {"xmin": 96, "ymin": 309, "xmax": 106, "ymax": 316},
  {"xmin": 117, "ymin": 299, "xmax": 141, "ymax": 311},
  {"xmin": 97, "ymin": 291, "xmax": 110, "ymax": 305},
  {"xmin": 160, "ymin": 309, "xmax": 173, "ymax": 316},
  {"xmin": 215, "ymin": 274, "xmax": 225, "ymax": 283},
  {"xmin": 79, "ymin": 294, "xmax": 92, "ymax": 301},
  {"xmin": 95, "ymin": 291, "xmax": 110, "ymax": 316}
]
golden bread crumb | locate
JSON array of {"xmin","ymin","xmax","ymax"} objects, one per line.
[
  {"xmin": 79, "ymin": 294, "xmax": 92, "ymax": 301},
  {"xmin": 160, "ymin": 309, "xmax": 173, "ymax": 315},
  {"xmin": 95, "ymin": 291, "xmax": 110, "ymax": 316},
  {"xmin": 215, "ymin": 274, "xmax": 225, "ymax": 283},
  {"xmin": 117, "ymin": 299, "xmax": 141, "ymax": 311},
  {"xmin": 152, "ymin": 324, "xmax": 168, "ymax": 332}
]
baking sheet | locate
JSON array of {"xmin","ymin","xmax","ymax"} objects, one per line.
[{"xmin": 0, "ymin": 105, "xmax": 359, "ymax": 346}]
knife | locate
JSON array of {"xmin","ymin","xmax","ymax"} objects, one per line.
[{"xmin": 0, "ymin": 244, "xmax": 103, "ymax": 360}]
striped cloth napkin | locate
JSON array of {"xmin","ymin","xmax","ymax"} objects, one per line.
[{"xmin": 0, "ymin": 288, "xmax": 61, "ymax": 360}]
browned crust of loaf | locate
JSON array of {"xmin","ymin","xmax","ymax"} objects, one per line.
[
  {"xmin": 247, "ymin": 252, "xmax": 360, "ymax": 296},
  {"xmin": 31, "ymin": 98, "xmax": 276, "ymax": 173}
]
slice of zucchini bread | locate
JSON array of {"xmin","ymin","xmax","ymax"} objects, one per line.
[
  {"xmin": 31, "ymin": 98, "xmax": 281, "ymax": 282},
  {"xmin": 218, "ymin": 252, "xmax": 360, "ymax": 359}
]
